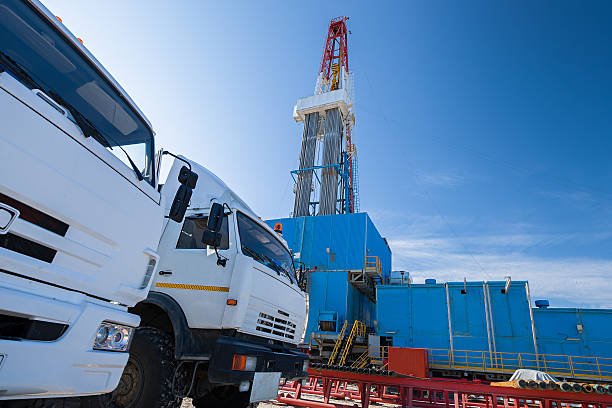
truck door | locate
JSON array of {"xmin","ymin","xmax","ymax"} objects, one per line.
[{"xmin": 154, "ymin": 213, "xmax": 236, "ymax": 328}]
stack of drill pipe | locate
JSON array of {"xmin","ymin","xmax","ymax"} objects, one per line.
[
  {"xmin": 517, "ymin": 379, "xmax": 529, "ymax": 389},
  {"xmin": 536, "ymin": 380, "xmax": 558, "ymax": 390},
  {"xmin": 592, "ymin": 384, "xmax": 606, "ymax": 394}
]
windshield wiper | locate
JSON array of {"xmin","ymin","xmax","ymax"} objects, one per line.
[
  {"xmin": 262, "ymin": 254, "xmax": 294, "ymax": 283},
  {"xmin": 0, "ymin": 51, "xmax": 41, "ymax": 90},
  {"xmin": 242, "ymin": 246, "xmax": 265, "ymax": 264},
  {"xmin": 45, "ymin": 90, "xmax": 144, "ymax": 182},
  {"xmin": 0, "ymin": 52, "xmax": 145, "ymax": 182}
]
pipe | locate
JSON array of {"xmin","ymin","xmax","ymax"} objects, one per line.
[
  {"xmin": 525, "ymin": 282, "xmax": 540, "ymax": 370},
  {"xmin": 482, "ymin": 283, "xmax": 493, "ymax": 367},
  {"xmin": 277, "ymin": 395, "xmax": 336, "ymax": 408},
  {"xmin": 559, "ymin": 382, "xmax": 572, "ymax": 392},
  {"xmin": 445, "ymin": 283, "xmax": 455, "ymax": 364},
  {"xmin": 593, "ymin": 384, "xmax": 606, "ymax": 394},
  {"xmin": 485, "ymin": 283, "xmax": 498, "ymax": 365}
]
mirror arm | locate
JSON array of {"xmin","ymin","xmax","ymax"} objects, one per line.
[
  {"xmin": 162, "ymin": 150, "xmax": 192, "ymax": 171},
  {"xmin": 223, "ymin": 203, "xmax": 233, "ymax": 214},
  {"xmin": 214, "ymin": 246, "xmax": 227, "ymax": 267}
]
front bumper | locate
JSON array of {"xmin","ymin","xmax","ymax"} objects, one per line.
[
  {"xmin": 0, "ymin": 279, "xmax": 139, "ymax": 399},
  {"xmin": 208, "ymin": 335, "xmax": 308, "ymax": 385}
]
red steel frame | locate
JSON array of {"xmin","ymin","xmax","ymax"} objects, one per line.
[
  {"xmin": 278, "ymin": 368, "xmax": 612, "ymax": 408},
  {"xmin": 319, "ymin": 16, "xmax": 349, "ymax": 84},
  {"xmin": 318, "ymin": 16, "xmax": 355, "ymax": 213}
]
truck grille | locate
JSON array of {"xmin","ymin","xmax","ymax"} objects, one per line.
[
  {"xmin": 0, "ymin": 192, "xmax": 68, "ymax": 236},
  {"xmin": 0, "ymin": 313, "xmax": 68, "ymax": 341},
  {"xmin": 256, "ymin": 311, "xmax": 296, "ymax": 340},
  {"xmin": 0, "ymin": 193, "xmax": 69, "ymax": 263},
  {"xmin": 0, "ymin": 233, "xmax": 56, "ymax": 263}
]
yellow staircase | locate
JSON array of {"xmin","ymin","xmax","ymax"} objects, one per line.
[
  {"xmin": 327, "ymin": 320, "xmax": 347, "ymax": 365},
  {"xmin": 338, "ymin": 320, "xmax": 366, "ymax": 366}
]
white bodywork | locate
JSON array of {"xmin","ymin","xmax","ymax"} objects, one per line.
[
  {"xmin": 155, "ymin": 160, "xmax": 307, "ymax": 345},
  {"xmin": 0, "ymin": 0, "xmax": 164, "ymax": 399}
]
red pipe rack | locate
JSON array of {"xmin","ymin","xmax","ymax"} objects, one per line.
[{"xmin": 278, "ymin": 368, "xmax": 612, "ymax": 408}]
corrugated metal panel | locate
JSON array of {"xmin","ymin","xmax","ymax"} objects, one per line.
[
  {"xmin": 534, "ymin": 308, "xmax": 612, "ymax": 358},
  {"xmin": 376, "ymin": 281, "xmax": 536, "ymax": 354},
  {"xmin": 266, "ymin": 212, "xmax": 391, "ymax": 276}
]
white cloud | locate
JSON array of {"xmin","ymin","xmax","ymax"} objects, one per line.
[{"xmin": 388, "ymin": 235, "xmax": 612, "ymax": 309}]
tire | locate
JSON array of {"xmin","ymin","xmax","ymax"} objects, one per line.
[
  {"xmin": 191, "ymin": 386, "xmax": 251, "ymax": 408},
  {"xmin": 82, "ymin": 327, "xmax": 184, "ymax": 408}
]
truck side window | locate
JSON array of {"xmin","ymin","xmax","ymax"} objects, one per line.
[{"xmin": 176, "ymin": 216, "xmax": 229, "ymax": 250}]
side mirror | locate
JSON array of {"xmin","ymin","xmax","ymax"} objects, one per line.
[
  {"xmin": 168, "ymin": 166, "xmax": 198, "ymax": 223},
  {"xmin": 201, "ymin": 203, "xmax": 224, "ymax": 247}
]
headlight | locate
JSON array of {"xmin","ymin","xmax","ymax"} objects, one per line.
[
  {"xmin": 140, "ymin": 256, "xmax": 157, "ymax": 289},
  {"xmin": 303, "ymin": 359, "xmax": 309, "ymax": 372},
  {"xmin": 93, "ymin": 322, "xmax": 134, "ymax": 352}
]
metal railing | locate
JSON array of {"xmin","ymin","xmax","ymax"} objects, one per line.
[
  {"xmin": 339, "ymin": 320, "xmax": 367, "ymax": 366},
  {"xmin": 364, "ymin": 255, "xmax": 382, "ymax": 278},
  {"xmin": 384, "ymin": 275, "xmax": 411, "ymax": 285},
  {"xmin": 328, "ymin": 321, "xmax": 348, "ymax": 365},
  {"xmin": 427, "ymin": 348, "xmax": 612, "ymax": 380}
]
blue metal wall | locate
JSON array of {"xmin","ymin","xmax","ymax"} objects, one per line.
[
  {"xmin": 534, "ymin": 308, "xmax": 612, "ymax": 358},
  {"xmin": 266, "ymin": 213, "xmax": 392, "ymax": 278},
  {"xmin": 306, "ymin": 270, "xmax": 376, "ymax": 337},
  {"xmin": 376, "ymin": 281, "xmax": 537, "ymax": 354},
  {"xmin": 376, "ymin": 280, "xmax": 612, "ymax": 372},
  {"xmin": 266, "ymin": 213, "xmax": 389, "ymax": 339}
]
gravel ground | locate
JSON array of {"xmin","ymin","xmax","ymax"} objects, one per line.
[{"xmin": 180, "ymin": 398, "xmax": 288, "ymax": 407}]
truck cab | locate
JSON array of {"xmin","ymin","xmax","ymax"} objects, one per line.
[
  {"xmin": 0, "ymin": 0, "xmax": 189, "ymax": 401},
  {"xmin": 107, "ymin": 159, "xmax": 308, "ymax": 408}
]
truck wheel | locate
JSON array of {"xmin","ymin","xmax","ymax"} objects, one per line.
[
  {"xmin": 191, "ymin": 386, "xmax": 251, "ymax": 408},
  {"xmin": 82, "ymin": 327, "xmax": 184, "ymax": 408}
]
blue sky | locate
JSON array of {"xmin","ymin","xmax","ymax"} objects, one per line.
[{"xmin": 44, "ymin": 1, "xmax": 612, "ymax": 308}]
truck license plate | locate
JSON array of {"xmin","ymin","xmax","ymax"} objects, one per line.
[{"xmin": 250, "ymin": 371, "xmax": 281, "ymax": 402}]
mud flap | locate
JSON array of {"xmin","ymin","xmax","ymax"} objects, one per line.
[{"xmin": 249, "ymin": 371, "xmax": 281, "ymax": 403}]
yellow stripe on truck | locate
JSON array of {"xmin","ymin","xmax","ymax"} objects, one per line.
[{"xmin": 155, "ymin": 282, "xmax": 230, "ymax": 292}]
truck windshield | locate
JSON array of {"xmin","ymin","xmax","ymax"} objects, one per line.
[
  {"xmin": 237, "ymin": 212, "xmax": 296, "ymax": 283},
  {"xmin": 0, "ymin": 0, "xmax": 155, "ymax": 185}
]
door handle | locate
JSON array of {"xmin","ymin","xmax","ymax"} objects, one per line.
[{"xmin": 159, "ymin": 270, "xmax": 173, "ymax": 276}]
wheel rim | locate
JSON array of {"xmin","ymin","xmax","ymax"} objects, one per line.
[{"xmin": 110, "ymin": 357, "xmax": 145, "ymax": 407}]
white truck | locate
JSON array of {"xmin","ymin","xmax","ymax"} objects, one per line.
[
  {"xmin": 0, "ymin": 0, "xmax": 195, "ymax": 405},
  {"xmin": 85, "ymin": 159, "xmax": 309, "ymax": 408}
]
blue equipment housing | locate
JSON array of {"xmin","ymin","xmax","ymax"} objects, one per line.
[
  {"xmin": 376, "ymin": 280, "xmax": 612, "ymax": 380},
  {"xmin": 266, "ymin": 213, "xmax": 391, "ymax": 341}
]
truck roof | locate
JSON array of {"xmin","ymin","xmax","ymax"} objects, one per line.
[
  {"xmin": 26, "ymin": 0, "xmax": 154, "ymax": 134},
  {"xmin": 162, "ymin": 156, "xmax": 290, "ymax": 249}
]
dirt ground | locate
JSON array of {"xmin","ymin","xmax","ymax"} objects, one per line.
[{"xmin": 181, "ymin": 398, "xmax": 285, "ymax": 407}]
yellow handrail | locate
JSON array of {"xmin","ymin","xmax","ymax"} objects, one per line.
[
  {"xmin": 425, "ymin": 347, "xmax": 612, "ymax": 380},
  {"xmin": 339, "ymin": 320, "xmax": 365, "ymax": 366},
  {"xmin": 364, "ymin": 255, "xmax": 382, "ymax": 278},
  {"xmin": 327, "ymin": 320, "xmax": 347, "ymax": 365}
]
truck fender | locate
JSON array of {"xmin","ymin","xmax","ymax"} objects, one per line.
[{"xmin": 133, "ymin": 291, "xmax": 190, "ymax": 359}]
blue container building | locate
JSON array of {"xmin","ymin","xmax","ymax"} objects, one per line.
[
  {"xmin": 375, "ymin": 279, "xmax": 612, "ymax": 381},
  {"xmin": 266, "ymin": 213, "xmax": 391, "ymax": 343}
]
